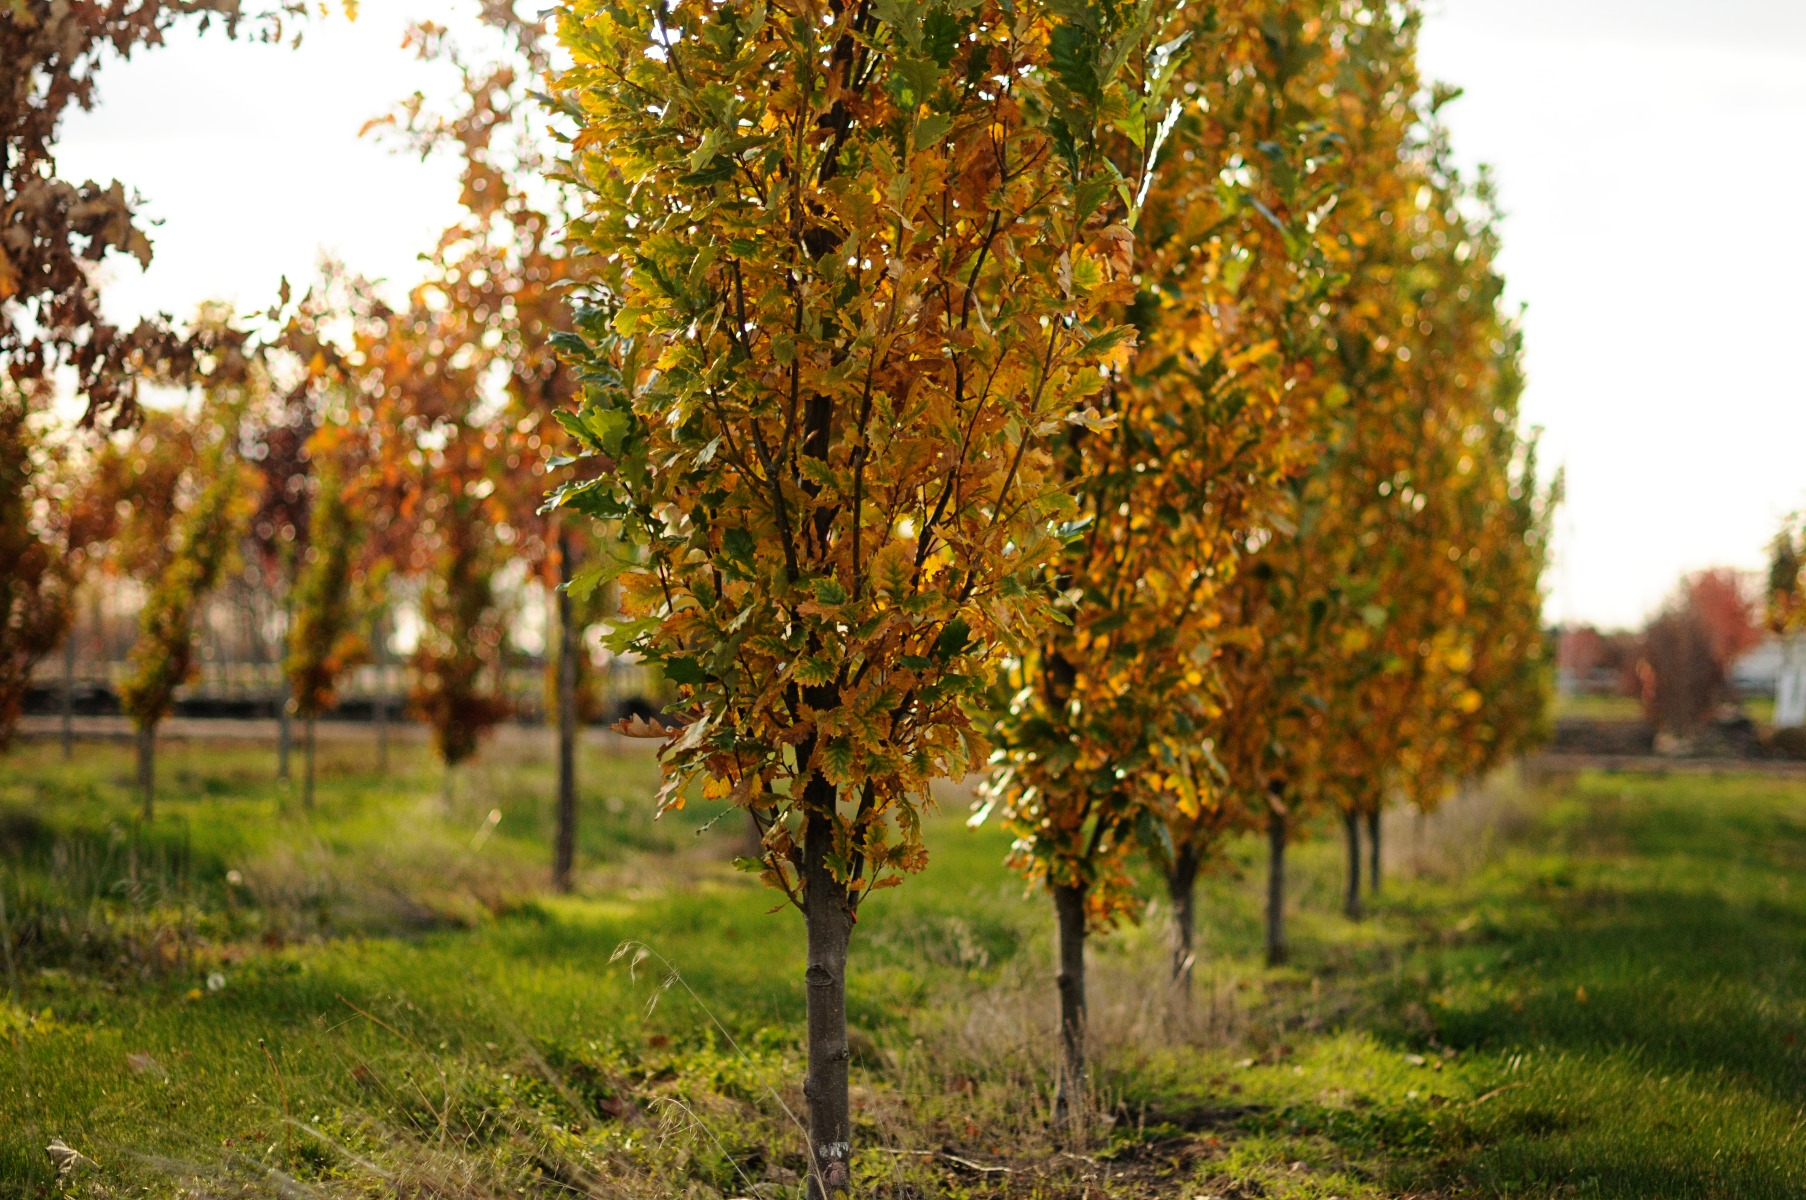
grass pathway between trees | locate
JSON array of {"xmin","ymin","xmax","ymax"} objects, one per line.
[{"xmin": 1, "ymin": 739, "xmax": 1802, "ymax": 1198}]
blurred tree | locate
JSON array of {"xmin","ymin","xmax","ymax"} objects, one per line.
[
  {"xmin": 373, "ymin": 2, "xmax": 598, "ymax": 887},
  {"xmin": 0, "ymin": 388, "xmax": 73, "ymax": 750},
  {"xmin": 1636, "ymin": 569, "xmax": 1758, "ymax": 741},
  {"xmin": 1769, "ymin": 523, "xmax": 1804, "ymax": 636},
  {"xmin": 284, "ymin": 450, "xmax": 370, "ymax": 811},
  {"xmin": 117, "ymin": 398, "xmax": 255, "ymax": 817},
  {"xmin": 1684, "ymin": 568, "xmax": 1761, "ymax": 675},
  {"xmin": 1637, "ymin": 601, "xmax": 1723, "ymax": 739},
  {"xmin": 0, "ymin": 1, "xmax": 313, "ymax": 428}
]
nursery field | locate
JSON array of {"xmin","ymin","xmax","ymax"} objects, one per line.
[{"xmin": 2, "ymin": 738, "xmax": 1804, "ymax": 1199}]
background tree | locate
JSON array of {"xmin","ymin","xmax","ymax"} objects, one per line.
[
  {"xmin": 1635, "ymin": 570, "xmax": 1758, "ymax": 742},
  {"xmin": 374, "ymin": 2, "xmax": 597, "ymax": 885},
  {"xmin": 410, "ymin": 484, "xmax": 510, "ymax": 800},
  {"xmin": 1317, "ymin": 129, "xmax": 1552, "ymax": 914},
  {"xmin": 116, "ymin": 400, "xmax": 254, "ymax": 817},
  {"xmin": 982, "ymin": 0, "xmax": 1346, "ymax": 1097},
  {"xmin": 283, "ymin": 449, "xmax": 369, "ymax": 811},
  {"xmin": 556, "ymin": 0, "xmax": 1171, "ymax": 1178},
  {"xmin": 1157, "ymin": 0, "xmax": 1427, "ymax": 967},
  {"xmin": 243, "ymin": 361, "xmax": 319, "ymax": 781},
  {"xmin": 0, "ymin": 387, "xmax": 73, "ymax": 749},
  {"xmin": 1769, "ymin": 522, "xmax": 1804, "ymax": 637}
]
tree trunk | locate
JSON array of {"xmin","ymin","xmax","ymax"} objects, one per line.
[
  {"xmin": 302, "ymin": 715, "xmax": 317, "ymax": 811},
  {"xmin": 1367, "ymin": 808, "xmax": 1382, "ymax": 895},
  {"xmin": 1265, "ymin": 804, "xmax": 1287, "ymax": 967},
  {"xmin": 277, "ymin": 698, "xmax": 292, "ymax": 782},
  {"xmin": 61, "ymin": 624, "xmax": 75, "ymax": 762},
  {"xmin": 1342, "ymin": 808, "xmax": 1363, "ymax": 919},
  {"xmin": 136, "ymin": 723, "xmax": 155, "ymax": 821},
  {"xmin": 801, "ymin": 774, "xmax": 852, "ymax": 1197},
  {"xmin": 553, "ymin": 531, "xmax": 580, "ymax": 893},
  {"xmin": 373, "ymin": 609, "xmax": 390, "ymax": 776},
  {"xmin": 1167, "ymin": 845, "xmax": 1200, "ymax": 994},
  {"xmin": 1052, "ymin": 880, "xmax": 1089, "ymax": 1127}
]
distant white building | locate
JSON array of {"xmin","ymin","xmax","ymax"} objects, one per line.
[
  {"xmin": 1779, "ymin": 637, "xmax": 1806, "ymax": 729},
  {"xmin": 1731, "ymin": 636, "xmax": 1806, "ymax": 728}
]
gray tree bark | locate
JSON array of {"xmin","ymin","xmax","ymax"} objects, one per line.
[
  {"xmin": 800, "ymin": 773, "xmax": 852, "ymax": 1197},
  {"xmin": 373, "ymin": 608, "xmax": 390, "ymax": 776},
  {"xmin": 1342, "ymin": 808, "xmax": 1363, "ymax": 919},
  {"xmin": 1265, "ymin": 803, "xmax": 1287, "ymax": 966},
  {"xmin": 1167, "ymin": 844, "xmax": 1200, "ymax": 993},
  {"xmin": 302, "ymin": 715, "xmax": 317, "ymax": 811},
  {"xmin": 1367, "ymin": 808, "xmax": 1382, "ymax": 895},
  {"xmin": 61, "ymin": 624, "xmax": 75, "ymax": 761},
  {"xmin": 136, "ymin": 723, "xmax": 155, "ymax": 821},
  {"xmin": 1052, "ymin": 880, "xmax": 1089, "ymax": 1127}
]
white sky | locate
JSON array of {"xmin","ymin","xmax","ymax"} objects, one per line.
[{"xmin": 52, "ymin": 0, "xmax": 1806, "ymax": 630}]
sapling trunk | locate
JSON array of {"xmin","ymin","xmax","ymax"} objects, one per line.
[
  {"xmin": 1167, "ymin": 845, "xmax": 1200, "ymax": 993},
  {"xmin": 375, "ymin": 689, "xmax": 389, "ymax": 775},
  {"xmin": 373, "ymin": 610, "xmax": 390, "ymax": 776},
  {"xmin": 800, "ymin": 773, "xmax": 852, "ymax": 1197},
  {"xmin": 136, "ymin": 723, "xmax": 155, "ymax": 821},
  {"xmin": 302, "ymin": 715, "xmax": 317, "ymax": 812},
  {"xmin": 1342, "ymin": 809, "xmax": 1363, "ymax": 919},
  {"xmin": 1367, "ymin": 808, "xmax": 1382, "ymax": 894},
  {"xmin": 1052, "ymin": 880, "xmax": 1089, "ymax": 1127},
  {"xmin": 553, "ymin": 532, "xmax": 580, "ymax": 893},
  {"xmin": 61, "ymin": 628, "xmax": 75, "ymax": 761},
  {"xmin": 1265, "ymin": 805, "xmax": 1287, "ymax": 966},
  {"xmin": 277, "ymin": 699, "xmax": 292, "ymax": 782}
]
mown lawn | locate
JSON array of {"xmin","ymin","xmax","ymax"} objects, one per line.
[{"xmin": 1, "ymin": 734, "xmax": 1803, "ymax": 1198}]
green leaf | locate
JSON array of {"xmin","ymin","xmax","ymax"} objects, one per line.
[
  {"xmin": 554, "ymin": 408, "xmax": 602, "ymax": 452},
  {"xmin": 933, "ymin": 616, "xmax": 971, "ymax": 661},
  {"xmin": 662, "ymin": 656, "xmax": 709, "ymax": 685},
  {"xmin": 567, "ymin": 552, "xmax": 631, "ymax": 602},
  {"xmin": 1077, "ymin": 324, "xmax": 1134, "ymax": 361},
  {"xmin": 722, "ymin": 527, "xmax": 757, "ymax": 570},
  {"xmin": 914, "ymin": 112, "xmax": 954, "ymax": 151},
  {"xmin": 922, "ymin": 5, "xmax": 961, "ymax": 66},
  {"xmin": 582, "ymin": 406, "xmax": 633, "ymax": 455},
  {"xmin": 812, "ymin": 577, "xmax": 850, "ymax": 606},
  {"xmin": 822, "ymin": 737, "xmax": 856, "ymax": 785}
]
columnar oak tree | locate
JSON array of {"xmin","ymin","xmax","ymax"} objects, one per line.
[
  {"xmin": 1158, "ymin": 0, "xmax": 1425, "ymax": 965},
  {"xmin": 983, "ymin": 0, "xmax": 1346, "ymax": 1096},
  {"xmin": 556, "ymin": 0, "xmax": 1171, "ymax": 1180}
]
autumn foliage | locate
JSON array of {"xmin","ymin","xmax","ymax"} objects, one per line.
[{"xmin": 1, "ymin": 0, "xmax": 1562, "ymax": 1177}]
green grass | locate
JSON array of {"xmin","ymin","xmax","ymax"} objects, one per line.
[{"xmin": 1, "ymin": 736, "xmax": 1804, "ymax": 1198}]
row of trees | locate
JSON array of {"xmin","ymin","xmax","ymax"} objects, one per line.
[
  {"xmin": 4, "ymin": 0, "xmax": 1553, "ymax": 1191},
  {"xmin": 1, "ymin": 2, "xmax": 617, "ymax": 888},
  {"xmin": 554, "ymin": 0, "xmax": 1551, "ymax": 1184}
]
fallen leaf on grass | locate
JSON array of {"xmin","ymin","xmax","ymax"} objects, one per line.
[
  {"xmin": 126, "ymin": 1052, "xmax": 166, "ymax": 1077},
  {"xmin": 46, "ymin": 1139, "xmax": 96, "ymax": 1179}
]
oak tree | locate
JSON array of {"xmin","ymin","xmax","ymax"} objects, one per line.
[{"xmin": 556, "ymin": 0, "xmax": 1174, "ymax": 1179}]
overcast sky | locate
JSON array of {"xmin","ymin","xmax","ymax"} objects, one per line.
[{"xmin": 53, "ymin": 0, "xmax": 1806, "ymax": 630}]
